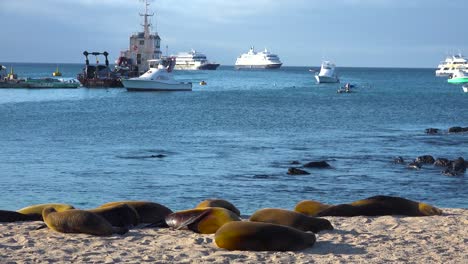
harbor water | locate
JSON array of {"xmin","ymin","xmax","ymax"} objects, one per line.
[{"xmin": 0, "ymin": 63, "xmax": 467, "ymax": 213}]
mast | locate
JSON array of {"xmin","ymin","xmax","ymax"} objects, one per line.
[{"xmin": 140, "ymin": 0, "xmax": 154, "ymax": 62}]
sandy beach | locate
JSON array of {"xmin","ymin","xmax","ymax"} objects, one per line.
[{"xmin": 0, "ymin": 208, "xmax": 466, "ymax": 263}]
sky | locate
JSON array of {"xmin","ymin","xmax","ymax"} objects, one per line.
[{"xmin": 0, "ymin": 0, "xmax": 467, "ymax": 67}]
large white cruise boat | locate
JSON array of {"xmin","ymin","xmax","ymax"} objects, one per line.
[
  {"xmin": 174, "ymin": 50, "xmax": 220, "ymax": 70},
  {"xmin": 435, "ymin": 54, "xmax": 468, "ymax": 77},
  {"xmin": 235, "ymin": 47, "xmax": 282, "ymax": 69}
]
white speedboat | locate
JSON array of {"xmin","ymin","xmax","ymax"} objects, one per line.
[
  {"xmin": 435, "ymin": 54, "xmax": 468, "ymax": 77},
  {"xmin": 315, "ymin": 61, "xmax": 339, "ymax": 83},
  {"xmin": 235, "ymin": 47, "xmax": 282, "ymax": 69},
  {"xmin": 463, "ymin": 84, "xmax": 468, "ymax": 93},
  {"xmin": 122, "ymin": 58, "xmax": 192, "ymax": 91},
  {"xmin": 174, "ymin": 49, "xmax": 220, "ymax": 70}
]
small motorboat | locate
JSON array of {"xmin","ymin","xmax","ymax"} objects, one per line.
[
  {"xmin": 315, "ymin": 61, "xmax": 339, "ymax": 83},
  {"xmin": 337, "ymin": 83, "xmax": 353, "ymax": 93},
  {"xmin": 123, "ymin": 57, "xmax": 192, "ymax": 92},
  {"xmin": 447, "ymin": 69, "xmax": 468, "ymax": 84},
  {"xmin": 463, "ymin": 84, "xmax": 468, "ymax": 93}
]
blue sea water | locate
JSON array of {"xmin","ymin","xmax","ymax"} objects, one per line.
[{"xmin": 0, "ymin": 63, "xmax": 467, "ymax": 213}]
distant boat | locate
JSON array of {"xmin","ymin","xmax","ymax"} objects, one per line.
[
  {"xmin": 123, "ymin": 58, "xmax": 192, "ymax": 92},
  {"xmin": 52, "ymin": 65, "xmax": 62, "ymax": 77},
  {"xmin": 235, "ymin": 47, "xmax": 282, "ymax": 69},
  {"xmin": 315, "ymin": 61, "xmax": 339, "ymax": 83},
  {"xmin": 174, "ymin": 49, "xmax": 220, "ymax": 70},
  {"xmin": 463, "ymin": 84, "xmax": 468, "ymax": 93},
  {"xmin": 435, "ymin": 54, "xmax": 468, "ymax": 77}
]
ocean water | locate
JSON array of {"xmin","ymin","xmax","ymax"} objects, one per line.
[{"xmin": 0, "ymin": 63, "xmax": 467, "ymax": 213}]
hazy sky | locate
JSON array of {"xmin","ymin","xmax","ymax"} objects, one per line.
[{"xmin": 1, "ymin": 0, "xmax": 467, "ymax": 67}]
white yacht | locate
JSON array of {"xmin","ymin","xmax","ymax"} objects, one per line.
[
  {"xmin": 122, "ymin": 58, "xmax": 192, "ymax": 91},
  {"xmin": 435, "ymin": 54, "xmax": 468, "ymax": 77},
  {"xmin": 174, "ymin": 50, "xmax": 220, "ymax": 70},
  {"xmin": 315, "ymin": 61, "xmax": 339, "ymax": 83},
  {"xmin": 235, "ymin": 47, "xmax": 282, "ymax": 69}
]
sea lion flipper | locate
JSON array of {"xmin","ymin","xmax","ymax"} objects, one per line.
[
  {"xmin": 35, "ymin": 223, "xmax": 48, "ymax": 230},
  {"xmin": 174, "ymin": 210, "xmax": 211, "ymax": 230}
]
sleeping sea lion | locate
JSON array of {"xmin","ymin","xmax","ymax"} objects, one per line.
[
  {"xmin": 294, "ymin": 200, "xmax": 333, "ymax": 216},
  {"xmin": 195, "ymin": 199, "xmax": 241, "ymax": 216},
  {"xmin": 99, "ymin": 201, "xmax": 172, "ymax": 225},
  {"xmin": 42, "ymin": 207, "xmax": 128, "ymax": 236},
  {"xmin": 296, "ymin": 196, "xmax": 442, "ymax": 217},
  {"xmin": 17, "ymin": 203, "xmax": 75, "ymax": 219},
  {"xmin": 165, "ymin": 207, "xmax": 241, "ymax": 234},
  {"xmin": 88, "ymin": 204, "xmax": 139, "ymax": 227},
  {"xmin": 0, "ymin": 210, "xmax": 40, "ymax": 222},
  {"xmin": 215, "ymin": 221, "xmax": 316, "ymax": 251},
  {"xmin": 249, "ymin": 208, "xmax": 333, "ymax": 233}
]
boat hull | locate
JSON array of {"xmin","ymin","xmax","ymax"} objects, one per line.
[
  {"xmin": 235, "ymin": 63, "xmax": 282, "ymax": 70},
  {"xmin": 174, "ymin": 63, "xmax": 220, "ymax": 71},
  {"xmin": 122, "ymin": 79, "xmax": 192, "ymax": 92},
  {"xmin": 448, "ymin": 78, "xmax": 468, "ymax": 84},
  {"xmin": 315, "ymin": 75, "xmax": 339, "ymax": 83}
]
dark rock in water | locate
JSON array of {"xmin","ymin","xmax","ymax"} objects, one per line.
[
  {"xmin": 407, "ymin": 161, "xmax": 422, "ymax": 170},
  {"xmin": 448, "ymin": 127, "xmax": 464, "ymax": 133},
  {"xmin": 151, "ymin": 154, "xmax": 167, "ymax": 158},
  {"xmin": 290, "ymin": 161, "xmax": 301, "ymax": 165},
  {"xmin": 443, "ymin": 157, "xmax": 466, "ymax": 176},
  {"xmin": 464, "ymin": 127, "xmax": 468, "ymax": 132},
  {"xmin": 393, "ymin": 156, "xmax": 405, "ymax": 164},
  {"xmin": 425, "ymin": 128, "xmax": 439, "ymax": 134},
  {"xmin": 434, "ymin": 158, "xmax": 451, "ymax": 167},
  {"xmin": 303, "ymin": 161, "xmax": 331, "ymax": 168},
  {"xmin": 416, "ymin": 155, "xmax": 435, "ymax": 164},
  {"xmin": 288, "ymin": 168, "xmax": 310, "ymax": 175}
]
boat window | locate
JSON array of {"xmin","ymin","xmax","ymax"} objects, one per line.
[{"xmin": 140, "ymin": 40, "xmax": 145, "ymax": 45}]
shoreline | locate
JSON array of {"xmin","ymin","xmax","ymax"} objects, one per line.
[{"xmin": 1, "ymin": 208, "xmax": 466, "ymax": 263}]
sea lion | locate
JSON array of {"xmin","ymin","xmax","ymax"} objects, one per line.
[
  {"xmin": 416, "ymin": 155, "xmax": 435, "ymax": 164},
  {"xmin": 17, "ymin": 203, "xmax": 75, "ymax": 219},
  {"xmin": 88, "ymin": 204, "xmax": 139, "ymax": 227},
  {"xmin": 314, "ymin": 196, "xmax": 442, "ymax": 217},
  {"xmin": 294, "ymin": 200, "xmax": 333, "ymax": 216},
  {"xmin": 165, "ymin": 207, "xmax": 241, "ymax": 234},
  {"xmin": 215, "ymin": 221, "xmax": 316, "ymax": 251},
  {"xmin": 288, "ymin": 168, "xmax": 310, "ymax": 175},
  {"xmin": 303, "ymin": 161, "xmax": 331, "ymax": 168},
  {"xmin": 99, "ymin": 201, "xmax": 172, "ymax": 225},
  {"xmin": 195, "ymin": 199, "xmax": 241, "ymax": 216},
  {"xmin": 42, "ymin": 207, "xmax": 128, "ymax": 236},
  {"xmin": 0, "ymin": 210, "xmax": 40, "ymax": 222},
  {"xmin": 249, "ymin": 208, "xmax": 333, "ymax": 233}
]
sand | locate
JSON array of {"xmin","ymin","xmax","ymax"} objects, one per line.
[{"xmin": 0, "ymin": 209, "xmax": 466, "ymax": 263}]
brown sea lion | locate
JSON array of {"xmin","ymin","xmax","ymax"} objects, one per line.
[
  {"xmin": 215, "ymin": 221, "xmax": 316, "ymax": 251},
  {"xmin": 42, "ymin": 207, "xmax": 128, "ymax": 236},
  {"xmin": 195, "ymin": 199, "xmax": 241, "ymax": 216},
  {"xmin": 17, "ymin": 203, "xmax": 75, "ymax": 220},
  {"xmin": 296, "ymin": 196, "xmax": 442, "ymax": 217},
  {"xmin": 165, "ymin": 207, "xmax": 241, "ymax": 234},
  {"xmin": 88, "ymin": 204, "xmax": 139, "ymax": 227},
  {"xmin": 99, "ymin": 201, "xmax": 172, "ymax": 225},
  {"xmin": 249, "ymin": 208, "xmax": 333, "ymax": 233},
  {"xmin": 294, "ymin": 200, "xmax": 333, "ymax": 216},
  {"xmin": 0, "ymin": 210, "xmax": 41, "ymax": 222}
]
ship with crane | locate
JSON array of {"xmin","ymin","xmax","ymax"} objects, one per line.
[{"xmin": 77, "ymin": 0, "xmax": 162, "ymax": 87}]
